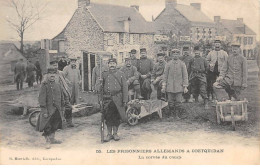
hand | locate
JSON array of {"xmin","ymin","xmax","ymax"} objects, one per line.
[
  {"xmin": 183, "ymin": 87, "xmax": 188, "ymax": 94},
  {"xmin": 161, "ymin": 88, "xmax": 166, "ymax": 93},
  {"xmin": 216, "ymin": 76, "xmax": 223, "ymax": 82},
  {"xmin": 242, "ymin": 83, "xmax": 247, "ymax": 89},
  {"xmin": 123, "ymin": 102, "xmax": 128, "ymax": 108},
  {"xmin": 152, "ymin": 79, "xmax": 157, "ymax": 85},
  {"xmin": 126, "ymin": 80, "xmax": 130, "ymax": 86}
]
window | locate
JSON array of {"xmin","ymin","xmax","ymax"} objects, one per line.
[
  {"xmin": 243, "ymin": 37, "xmax": 248, "ymax": 45},
  {"xmin": 118, "ymin": 52, "xmax": 124, "ymax": 65},
  {"xmin": 58, "ymin": 40, "xmax": 65, "ymax": 52},
  {"xmin": 107, "ymin": 40, "xmax": 113, "ymax": 46},
  {"xmin": 196, "ymin": 28, "xmax": 200, "ymax": 33},
  {"xmin": 209, "ymin": 28, "xmax": 212, "ymax": 34},
  {"xmin": 248, "ymin": 37, "xmax": 253, "ymax": 45},
  {"xmin": 130, "ymin": 34, "xmax": 134, "ymax": 45},
  {"xmin": 236, "ymin": 36, "xmax": 242, "ymax": 44},
  {"xmin": 119, "ymin": 33, "xmax": 124, "ymax": 44}
]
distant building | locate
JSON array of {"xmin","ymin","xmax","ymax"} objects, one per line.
[
  {"xmin": 214, "ymin": 16, "xmax": 257, "ymax": 59},
  {"xmin": 51, "ymin": 0, "xmax": 155, "ymax": 91},
  {"xmin": 153, "ymin": 0, "xmax": 216, "ymax": 44}
]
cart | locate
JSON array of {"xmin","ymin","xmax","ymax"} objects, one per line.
[
  {"xmin": 215, "ymin": 99, "xmax": 248, "ymax": 131},
  {"xmin": 126, "ymin": 99, "xmax": 168, "ymax": 125}
]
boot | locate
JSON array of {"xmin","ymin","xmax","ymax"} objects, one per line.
[
  {"xmin": 204, "ymin": 99, "xmax": 210, "ymax": 109},
  {"xmin": 66, "ymin": 118, "xmax": 74, "ymax": 127},
  {"xmin": 49, "ymin": 132, "xmax": 62, "ymax": 144},
  {"xmin": 104, "ymin": 126, "xmax": 113, "ymax": 142},
  {"xmin": 44, "ymin": 136, "xmax": 51, "ymax": 149},
  {"xmin": 112, "ymin": 126, "xmax": 120, "ymax": 141},
  {"xmin": 136, "ymin": 88, "xmax": 144, "ymax": 99},
  {"xmin": 194, "ymin": 97, "xmax": 199, "ymax": 103}
]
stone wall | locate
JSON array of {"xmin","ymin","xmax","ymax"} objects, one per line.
[{"xmin": 63, "ymin": 8, "xmax": 104, "ymax": 59}]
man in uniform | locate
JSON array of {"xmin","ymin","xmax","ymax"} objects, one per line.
[
  {"xmin": 129, "ymin": 49, "xmax": 139, "ymax": 68},
  {"xmin": 161, "ymin": 49, "xmax": 189, "ymax": 119},
  {"xmin": 180, "ymin": 46, "xmax": 193, "ymax": 103},
  {"xmin": 99, "ymin": 58, "xmax": 128, "ymax": 142},
  {"xmin": 207, "ymin": 40, "xmax": 228, "ymax": 101},
  {"xmin": 120, "ymin": 57, "xmax": 142, "ymax": 99},
  {"xmin": 63, "ymin": 56, "xmax": 81, "ymax": 105},
  {"xmin": 92, "ymin": 55, "xmax": 108, "ymax": 92},
  {"xmin": 36, "ymin": 67, "xmax": 68, "ymax": 149},
  {"xmin": 14, "ymin": 58, "xmax": 26, "ymax": 90},
  {"xmin": 214, "ymin": 44, "xmax": 247, "ymax": 100},
  {"xmin": 26, "ymin": 60, "xmax": 37, "ymax": 88},
  {"xmin": 188, "ymin": 46, "xmax": 209, "ymax": 109},
  {"xmin": 151, "ymin": 53, "xmax": 166, "ymax": 100},
  {"xmin": 58, "ymin": 56, "xmax": 68, "ymax": 71},
  {"xmin": 35, "ymin": 57, "xmax": 42, "ymax": 84},
  {"xmin": 138, "ymin": 48, "xmax": 154, "ymax": 100}
]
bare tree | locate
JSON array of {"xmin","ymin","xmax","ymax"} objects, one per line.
[{"xmin": 5, "ymin": 0, "xmax": 48, "ymax": 53}]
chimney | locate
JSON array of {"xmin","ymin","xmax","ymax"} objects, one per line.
[
  {"xmin": 190, "ymin": 3, "xmax": 201, "ymax": 10},
  {"xmin": 165, "ymin": 0, "xmax": 177, "ymax": 9},
  {"xmin": 237, "ymin": 18, "xmax": 243, "ymax": 23},
  {"xmin": 131, "ymin": 5, "xmax": 139, "ymax": 11},
  {"xmin": 214, "ymin": 16, "xmax": 221, "ymax": 22},
  {"xmin": 78, "ymin": 0, "xmax": 90, "ymax": 8}
]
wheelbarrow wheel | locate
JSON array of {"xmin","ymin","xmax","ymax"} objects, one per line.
[
  {"xmin": 29, "ymin": 110, "xmax": 40, "ymax": 127},
  {"xmin": 126, "ymin": 107, "xmax": 139, "ymax": 126}
]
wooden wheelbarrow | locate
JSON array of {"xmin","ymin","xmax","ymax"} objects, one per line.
[{"xmin": 215, "ymin": 98, "xmax": 248, "ymax": 131}]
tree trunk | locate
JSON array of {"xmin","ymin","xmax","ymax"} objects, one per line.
[{"xmin": 20, "ymin": 32, "xmax": 24, "ymax": 54}]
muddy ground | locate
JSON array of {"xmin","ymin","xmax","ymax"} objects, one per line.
[{"xmin": 0, "ymin": 61, "xmax": 259, "ymax": 164}]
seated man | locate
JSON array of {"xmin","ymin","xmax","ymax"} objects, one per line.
[
  {"xmin": 120, "ymin": 57, "xmax": 142, "ymax": 99},
  {"xmin": 214, "ymin": 43, "xmax": 247, "ymax": 100},
  {"xmin": 151, "ymin": 53, "xmax": 166, "ymax": 100}
]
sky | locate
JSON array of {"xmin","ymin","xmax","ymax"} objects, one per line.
[{"xmin": 0, "ymin": 0, "xmax": 259, "ymax": 41}]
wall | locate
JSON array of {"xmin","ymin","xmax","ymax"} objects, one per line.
[{"xmin": 63, "ymin": 7, "xmax": 104, "ymax": 59}]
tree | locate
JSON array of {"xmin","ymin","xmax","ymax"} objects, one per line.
[{"xmin": 5, "ymin": 0, "xmax": 48, "ymax": 54}]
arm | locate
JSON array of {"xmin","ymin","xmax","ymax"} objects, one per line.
[
  {"xmin": 219, "ymin": 58, "xmax": 228, "ymax": 78},
  {"xmin": 182, "ymin": 63, "xmax": 188, "ymax": 87},
  {"xmin": 146, "ymin": 59, "xmax": 154, "ymax": 78},
  {"xmin": 121, "ymin": 74, "xmax": 128, "ymax": 103},
  {"xmin": 151, "ymin": 64, "xmax": 157, "ymax": 81},
  {"xmin": 242, "ymin": 57, "xmax": 248, "ymax": 87},
  {"xmin": 162, "ymin": 63, "xmax": 170, "ymax": 89},
  {"xmin": 204, "ymin": 59, "xmax": 209, "ymax": 72},
  {"xmin": 38, "ymin": 84, "xmax": 47, "ymax": 108}
]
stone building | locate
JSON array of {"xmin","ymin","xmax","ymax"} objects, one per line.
[
  {"xmin": 51, "ymin": 0, "xmax": 155, "ymax": 91},
  {"xmin": 214, "ymin": 16, "xmax": 257, "ymax": 59},
  {"xmin": 153, "ymin": 0, "xmax": 216, "ymax": 44}
]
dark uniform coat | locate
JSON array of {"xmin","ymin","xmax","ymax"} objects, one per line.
[
  {"xmin": 188, "ymin": 56, "xmax": 209, "ymax": 83},
  {"xmin": 14, "ymin": 62, "xmax": 26, "ymax": 82},
  {"xmin": 36, "ymin": 80, "xmax": 68, "ymax": 132},
  {"xmin": 102, "ymin": 69, "xmax": 128, "ymax": 121},
  {"xmin": 151, "ymin": 61, "xmax": 166, "ymax": 81},
  {"xmin": 130, "ymin": 57, "xmax": 139, "ymax": 69},
  {"xmin": 26, "ymin": 62, "xmax": 37, "ymax": 83},
  {"xmin": 119, "ymin": 65, "xmax": 139, "ymax": 84},
  {"xmin": 138, "ymin": 58, "xmax": 154, "ymax": 76}
]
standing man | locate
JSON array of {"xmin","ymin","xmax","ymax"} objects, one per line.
[
  {"xmin": 92, "ymin": 55, "xmax": 108, "ymax": 92},
  {"xmin": 161, "ymin": 49, "xmax": 189, "ymax": 119},
  {"xmin": 188, "ymin": 46, "xmax": 209, "ymax": 109},
  {"xmin": 129, "ymin": 49, "xmax": 139, "ymax": 68},
  {"xmin": 26, "ymin": 60, "xmax": 37, "ymax": 88},
  {"xmin": 180, "ymin": 46, "xmax": 193, "ymax": 103},
  {"xmin": 138, "ymin": 48, "xmax": 154, "ymax": 100},
  {"xmin": 36, "ymin": 67, "xmax": 68, "ymax": 149},
  {"xmin": 58, "ymin": 56, "xmax": 68, "ymax": 71},
  {"xmin": 207, "ymin": 40, "xmax": 228, "ymax": 101},
  {"xmin": 151, "ymin": 53, "xmax": 166, "ymax": 100},
  {"xmin": 214, "ymin": 44, "xmax": 247, "ymax": 100},
  {"xmin": 14, "ymin": 58, "xmax": 26, "ymax": 90},
  {"xmin": 99, "ymin": 58, "xmax": 128, "ymax": 142},
  {"xmin": 35, "ymin": 57, "xmax": 42, "ymax": 84},
  {"xmin": 63, "ymin": 56, "xmax": 81, "ymax": 105},
  {"xmin": 120, "ymin": 57, "xmax": 142, "ymax": 99}
]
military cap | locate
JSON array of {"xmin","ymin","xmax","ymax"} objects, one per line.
[
  {"xmin": 47, "ymin": 67, "xmax": 57, "ymax": 73},
  {"xmin": 183, "ymin": 46, "xmax": 190, "ymax": 51},
  {"xmin": 214, "ymin": 40, "xmax": 221, "ymax": 43},
  {"xmin": 157, "ymin": 53, "xmax": 165, "ymax": 57},
  {"xmin": 231, "ymin": 42, "xmax": 241, "ymax": 47},
  {"xmin": 140, "ymin": 48, "xmax": 147, "ymax": 53},
  {"xmin": 108, "ymin": 58, "xmax": 117, "ymax": 64},
  {"xmin": 194, "ymin": 46, "xmax": 200, "ymax": 51},
  {"xmin": 49, "ymin": 58, "xmax": 58, "ymax": 65},
  {"xmin": 130, "ymin": 49, "xmax": 137, "ymax": 54},
  {"xmin": 171, "ymin": 48, "xmax": 180, "ymax": 53},
  {"xmin": 124, "ymin": 57, "xmax": 130, "ymax": 61}
]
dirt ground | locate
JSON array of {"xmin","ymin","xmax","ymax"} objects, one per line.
[{"xmin": 0, "ymin": 61, "xmax": 259, "ymax": 164}]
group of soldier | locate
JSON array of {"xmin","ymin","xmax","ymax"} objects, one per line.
[{"xmin": 33, "ymin": 39, "xmax": 247, "ymax": 148}]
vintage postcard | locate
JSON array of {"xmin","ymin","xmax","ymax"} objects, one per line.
[{"xmin": 0, "ymin": 0, "xmax": 259, "ymax": 165}]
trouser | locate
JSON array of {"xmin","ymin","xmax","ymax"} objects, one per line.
[
  {"xmin": 104, "ymin": 99, "xmax": 121, "ymax": 127},
  {"xmin": 155, "ymin": 80, "xmax": 165, "ymax": 100},
  {"xmin": 16, "ymin": 78, "xmax": 23, "ymax": 90},
  {"xmin": 207, "ymin": 71, "xmax": 219, "ymax": 98},
  {"xmin": 190, "ymin": 78, "xmax": 208, "ymax": 100},
  {"xmin": 140, "ymin": 78, "xmax": 151, "ymax": 100},
  {"xmin": 129, "ymin": 79, "xmax": 141, "ymax": 92},
  {"xmin": 64, "ymin": 104, "xmax": 72, "ymax": 120},
  {"xmin": 214, "ymin": 79, "xmax": 242, "ymax": 100},
  {"xmin": 36, "ymin": 73, "xmax": 42, "ymax": 84},
  {"xmin": 167, "ymin": 92, "xmax": 183, "ymax": 115},
  {"xmin": 182, "ymin": 85, "xmax": 191, "ymax": 100},
  {"xmin": 42, "ymin": 110, "xmax": 62, "ymax": 136}
]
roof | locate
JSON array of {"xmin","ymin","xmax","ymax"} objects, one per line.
[
  {"xmin": 53, "ymin": 3, "xmax": 154, "ymax": 40},
  {"xmin": 220, "ymin": 19, "xmax": 256, "ymax": 35},
  {"xmin": 88, "ymin": 3, "xmax": 154, "ymax": 33},
  {"xmin": 0, "ymin": 43, "xmax": 25, "ymax": 62},
  {"xmin": 155, "ymin": 4, "xmax": 214, "ymax": 25}
]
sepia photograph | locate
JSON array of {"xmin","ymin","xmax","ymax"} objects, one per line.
[{"xmin": 0, "ymin": 0, "xmax": 259, "ymax": 165}]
